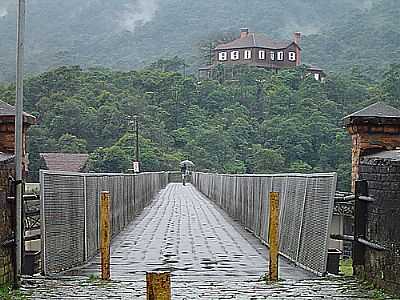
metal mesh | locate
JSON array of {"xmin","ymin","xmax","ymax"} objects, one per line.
[
  {"xmin": 193, "ymin": 172, "xmax": 337, "ymax": 276},
  {"xmin": 40, "ymin": 171, "xmax": 168, "ymax": 275}
]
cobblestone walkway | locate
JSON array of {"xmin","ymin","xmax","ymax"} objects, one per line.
[
  {"xmin": 21, "ymin": 276, "xmax": 396, "ymax": 299},
  {"xmin": 20, "ymin": 183, "xmax": 397, "ymax": 299}
]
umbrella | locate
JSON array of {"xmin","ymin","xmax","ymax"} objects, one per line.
[{"xmin": 180, "ymin": 160, "xmax": 195, "ymax": 167}]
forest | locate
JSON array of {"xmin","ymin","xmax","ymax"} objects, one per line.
[
  {"xmin": 1, "ymin": 62, "xmax": 399, "ymax": 190},
  {"xmin": 0, "ymin": 0, "xmax": 397, "ymax": 81}
]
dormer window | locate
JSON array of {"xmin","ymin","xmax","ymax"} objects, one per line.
[
  {"xmin": 277, "ymin": 51, "xmax": 284, "ymax": 61},
  {"xmin": 270, "ymin": 52, "xmax": 275, "ymax": 61},
  {"xmin": 289, "ymin": 52, "xmax": 296, "ymax": 61},
  {"xmin": 258, "ymin": 50, "xmax": 265, "ymax": 60},
  {"xmin": 218, "ymin": 52, "xmax": 227, "ymax": 61},
  {"xmin": 231, "ymin": 51, "xmax": 240, "ymax": 60},
  {"xmin": 244, "ymin": 50, "xmax": 252, "ymax": 60}
]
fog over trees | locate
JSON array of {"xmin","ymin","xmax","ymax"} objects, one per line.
[{"xmin": 0, "ymin": 0, "xmax": 396, "ymax": 81}]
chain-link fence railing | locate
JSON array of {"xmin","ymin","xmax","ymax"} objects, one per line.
[
  {"xmin": 40, "ymin": 170, "xmax": 168, "ymax": 275},
  {"xmin": 192, "ymin": 172, "xmax": 337, "ymax": 276}
]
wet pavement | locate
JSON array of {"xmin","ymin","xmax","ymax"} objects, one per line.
[
  {"xmin": 21, "ymin": 275, "xmax": 397, "ymax": 299},
  {"xmin": 19, "ymin": 183, "xmax": 397, "ymax": 299},
  {"xmin": 74, "ymin": 183, "xmax": 310, "ymax": 280}
]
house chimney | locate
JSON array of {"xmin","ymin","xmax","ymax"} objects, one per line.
[
  {"xmin": 294, "ymin": 32, "xmax": 301, "ymax": 45},
  {"xmin": 240, "ymin": 28, "xmax": 249, "ymax": 38},
  {"xmin": 344, "ymin": 102, "xmax": 400, "ymax": 192}
]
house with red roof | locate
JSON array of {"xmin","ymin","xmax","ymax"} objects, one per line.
[{"xmin": 199, "ymin": 28, "xmax": 325, "ymax": 81}]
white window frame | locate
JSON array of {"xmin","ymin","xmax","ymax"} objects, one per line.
[
  {"xmin": 218, "ymin": 52, "xmax": 227, "ymax": 61},
  {"xmin": 258, "ymin": 50, "xmax": 266, "ymax": 60},
  {"xmin": 231, "ymin": 51, "xmax": 239, "ymax": 61},
  {"xmin": 244, "ymin": 50, "xmax": 252, "ymax": 60},
  {"xmin": 270, "ymin": 51, "xmax": 275, "ymax": 61},
  {"xmin": 314, "ymin": 73, "xmax": 320, "ymax": 81},
  {"xmin": 277, "ymin": 51, "xmax": 284, "ymax": 61},
  {"xmin": 289, "ymin": 51, "xmax": 296, "ymax": 62}
]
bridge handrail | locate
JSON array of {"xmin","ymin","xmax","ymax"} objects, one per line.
[
  {"xmin": 192, "ymin": 171, "xmax": 337, "ymax": 276},
  {"xmin": 40, "ymin": 170, "xmax": 169, "ymax": 275}
]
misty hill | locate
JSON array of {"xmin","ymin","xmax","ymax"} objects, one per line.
[
  {"xmin": 303, "ymin": 0, "xmax": 400, "ymax": 74},
  {"xmin": 0, "ymin": 0, "xmax": 395, "ymax": 81}
]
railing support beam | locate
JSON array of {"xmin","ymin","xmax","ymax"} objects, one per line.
[
  {"xmin": 268, "ymin": 192, "xmax": 280, "ymax": 281},
  {"xmin": 146, "ymin": 272, "xmax": 171, "ymax": 300},
  {"xmin": 100, "ymin": 191, "xmax": 111, "ymax": 281}
]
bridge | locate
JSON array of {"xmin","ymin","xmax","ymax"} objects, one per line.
[{"xmin": 20, "ymin": 170, "xmax": 380, "ymax": 298}]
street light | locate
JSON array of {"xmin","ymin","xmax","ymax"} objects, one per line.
[
  {"xmin": 15, "ymin": 0, "xmax": 26, "ymax": 283},
  {"xmin": 131, "ymin": 115, "xmax": 140, "ymax": 173}
]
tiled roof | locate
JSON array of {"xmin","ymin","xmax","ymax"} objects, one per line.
[
  {"xmin": 0, "ymin": 100, "xmax": 36, "ymax": 124},
  {"xmin": 345, "ymin": 102, "xmax": 400, "ymax": 119},
  {"xmin": 363, "ymin": 150, "xmax": 400, "ymax": 161},
  {"xmin": 344, "ymin": 102, "xmax": 400, "ymax": 126},
  {"xmin": 0, "ymin": 152, "xmax": 14, "ymax": 164},
  {"xmin": 215, "ymin": 32, "xmax": 295, "ymax": 50},
  {"xmin": 40, "ymin": 153, "xmax": 89, "ymax": 172}
]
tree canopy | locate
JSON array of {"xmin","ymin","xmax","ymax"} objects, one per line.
[{"xmin": 1, "ymin": 62, "xmax": 399, "ymax": 190}]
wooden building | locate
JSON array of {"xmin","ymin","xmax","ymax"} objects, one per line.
[{"xmin": 199, "ymin": 28, "xmax": 325, "ymax": 81}]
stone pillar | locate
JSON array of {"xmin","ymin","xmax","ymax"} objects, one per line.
[
  {"xmin": 0, "ymin": 159, "xmax": 15, "ymax": 285},
  {"xmin": 0, "ymin": 100, "xmax": 36, "ymax": 285},
  {"xmin": 344, "ymin": 102, "xmax": 400, "ymax": 192}
]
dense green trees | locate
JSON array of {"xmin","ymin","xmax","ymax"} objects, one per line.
[
  {"xmin": 0, "ymin": 0, "xmax": 394, "ymax": 81},
  {"xmin": 1, "ymin": 62, "xmax": 399, "ymax": 190}
]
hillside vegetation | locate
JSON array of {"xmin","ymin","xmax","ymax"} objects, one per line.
[
  {"xmin": 0, "ymin": 0, "xmax": 390, "ymax": 81},
  {"xmin": 1, "ymin": 63, "xmax": 399, "ymax": 189},
  {"xmin": 303, "ymin": 0, "xmax": 400, "ymax": 75}
]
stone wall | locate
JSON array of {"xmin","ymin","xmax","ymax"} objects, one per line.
[
  {"xmin": 0, "ymin": 159, "xmax": 14, "ymax": 285},
  {"xmin": 358, "ymin": 153, "xmax": 400, "ymax": 294}
]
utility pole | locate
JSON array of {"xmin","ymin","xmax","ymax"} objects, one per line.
[
  {"xmin": 15, "ymin": 0, "xmax": 26, "ymax": 282},
  {"xmin": 134, "ymin": 115, "xmax": 139, "ymax": 164}
]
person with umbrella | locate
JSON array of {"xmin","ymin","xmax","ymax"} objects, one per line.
[{"xmin": 180, "ymin": 160, "xmax": 194, "ymax": 185}]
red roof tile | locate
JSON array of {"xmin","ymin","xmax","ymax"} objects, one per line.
[{"xmin": 40, "ymin": 153, "xmax": 89, "ymax": 172}]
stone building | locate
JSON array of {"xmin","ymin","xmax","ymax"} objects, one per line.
[
  {"xmin": 0, "ymin": 153, "xmax": 15, "ymax": 285},
  {"xmin": 357, "ymin": 151, "xmax": 400, "ymax": 293},
  {"xmin": 345, "ymin": 102, "xmax": 400, "ymax": 294},
  {"xmin": 0, "ymin": 100, "xmax": 35, "ymax": 285},
  {"xmin": 344, "ymin": 102, "xmax": 400, "ymax": 192}
]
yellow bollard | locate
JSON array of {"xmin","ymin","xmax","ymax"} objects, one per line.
[
  {"xmin": 268, "ymin": 192, "xmax": 279, "ymax": 281},
  {"xmin": 146, "ymin": 272, "xmax": 171, "ymax": 300},
  {"xmin": 100, "ymin": 191, "xmax": 111, "ymax": 281}
]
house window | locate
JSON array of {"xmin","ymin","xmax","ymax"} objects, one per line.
[
  {"xmin": 270, "ymin": 51, "xmax": 275, "ymax": 61},
  {"xmin": 289, "ymin": 52, "xmax": 296, "ymax": 61},
  {"xmin": 218, "ymin": 52, "xmax": 227, "ymax": 61},
  {"xmin": 277, "ymin": 51, "xmax": 284, "ymax": 61},
  {"xmin": 314, "ymin": 73, "xmax": 320, "ymax": 81},
  {"xmin": 231, "ymin": 51, "xmax": 239, "ymax": 60},
  {"xmin": 244, "ymin": 50, "xmax": 252, "ymax": 60},
  {"xmin": 258, "ymin": 50, "xmax": 265, "ymax": 60}
]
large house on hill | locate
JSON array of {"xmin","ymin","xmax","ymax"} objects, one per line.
[{"xmin": 199, "ymin": 28, "xmax": 325, "ymax": 81}]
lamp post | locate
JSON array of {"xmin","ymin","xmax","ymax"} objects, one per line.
[
  {"xmin": 15, "ymin": 0, "xmax": 26, "ymax": 283},
  {"xmin": 132, "ymin": 115, "xmax": 140, "ymax": 173}
]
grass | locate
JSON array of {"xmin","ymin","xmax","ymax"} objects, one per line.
[
  {"xmin": 339, "ymin": 257, "xmax": 353, "ymax": 277},
  {"xmin": 258, "ymin": 273, "xmax": 285, "ymax": 284},
  {"xmin": 0, "ymin": 284, "xmax": 26, "ymax": 300},
  {"xmin": 88, "ymin": 274, "xmax": 100, "ymax": 282}
]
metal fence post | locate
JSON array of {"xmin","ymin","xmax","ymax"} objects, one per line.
[
  {"xmin": 353, "ymin": 180, "xmax": 368, "ymax": 273},
  {"xmin": 146, "ymin": 272, "xmax": 171, "ymax": 300},
  {"xmin": 268, "ymin": 192, "xmax": 279, "ymax": 281},
  {"xmin": 100, "ymin": 191, "xmax": 111, "ymax": 280}
]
